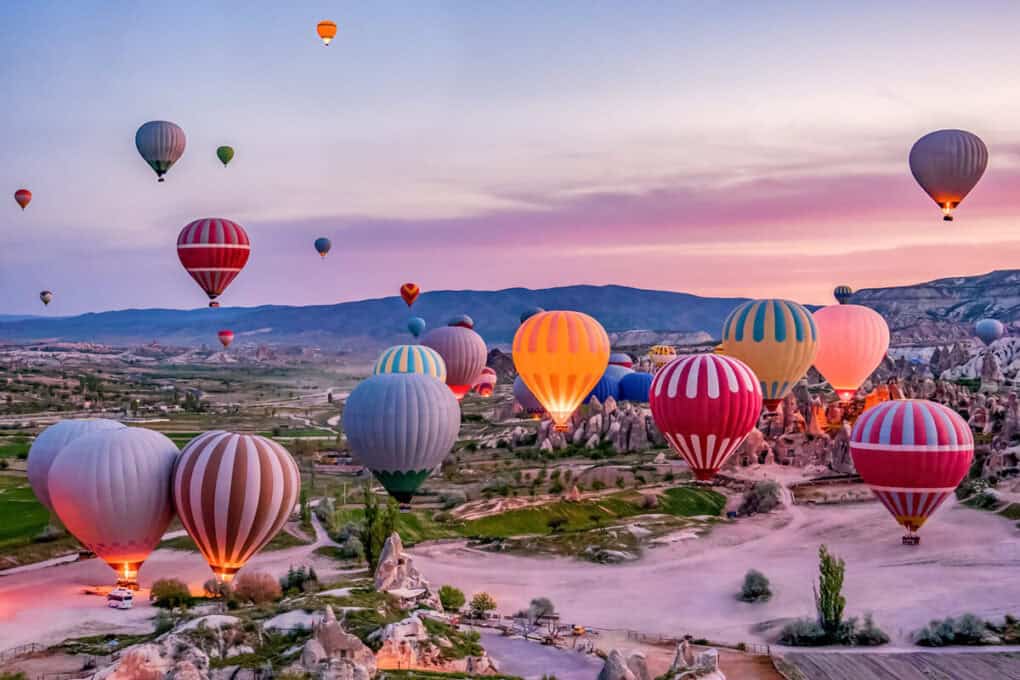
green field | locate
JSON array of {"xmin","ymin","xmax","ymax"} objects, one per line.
[
  {"xmin": 0, "ymin": 437, "xmax": 31, "ymax": 459},
  {"xmin": 159, "ymin": 529, "xmax": 312, "ymax": 552},
  {"xmin": 0, "ymin": 475, "xmax": 50, "ymax": 547}
]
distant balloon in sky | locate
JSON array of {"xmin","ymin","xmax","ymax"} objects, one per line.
[
  {"xmin": 373, "ymin": 344, "xmax": 447, "ymax": 383},
  {"xmin": 173, "ymin": 431, "xmax": 300, "ymax": 582},
  {"xmin": 975, "ymin": 318, "xmax": 1005, "ymax": 345},
  {"xmin": 27, "ymin": 418, "xmax": 125, "ymax": 512},
  {"xmin": 317, "ymin": 20, "xmax": 338, "ymax": 46},
  {"xmin": 851, "ymin": 400, "xmax": 973, "ymax": 543},
  {"xmin": 177, "ymin": 218, "xmax": 251, "ymax": 307},
  {"xmin": 48, "ymin": 427, "xmax": 179, "ymax": 586},
  {"xmin": 14, "ymin": 189, "xmax": 31, "ymax": 210},
  {"xmin": 314, "ymin": 237, "xmax": 332, "ymax": 258},
  {"xmin": 721, "ymin": 299, "xmax": 818, "ymax": 412},
  {"xmin": 407, "ymin": 316, "xmax": 426, "ymax": 338},
  {"xmin": 513, "ymin": 310, "xmax": 610, "ymax": 429},
  {"xmin": 422, "ymin": 320, "xmax": 487, "ymax": 400},
  {"xmin": 813, "ymin": 305, "xmax": 890, "ymax": 402},
  {"xmin": 833, "ymin": 285, "xmax": 853, "ymax": 305},
  {"xmin": 39, "ymin": 290, "xmax": 52, "ymax": 306},
  {"xmin": 520, "ymin": 307, "xmax": 544, "ymax": 324},
  {"xmin": 216, "ymin": 145, "xmax": 234, "ymax": 167},
  {"xmin": 909, "ymin": 129, "xmax": 987, "ymax": 221},
  {"xmin": 135, "ymin": 121, "xmax": 186, "ymax": 182},
  {"xmin": 401, "ymin": 283, "xmax": 420, "ymax": 307},
  {"xmin": 218, "ymin": 330, "xmax": 234, "ymax": 348}
]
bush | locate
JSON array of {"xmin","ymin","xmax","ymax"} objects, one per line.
[
  {"xmin": 234, "ymin": 571, "xmax": 283, "ymax": 604},
  {"xmin": 439, "ymin": 491, "xmax": 467, "ymax": 510},
  {"xmin": 203, "ymin": 578, "xmax": 230, "ymax": 599},
  {"xmin": 279, "ymin": 565, "xmax": 318, "ymax": 595},
  {"xmin": 739, "ymin": 480, "xmax": 782, "ymax": 515},
  {"xmin": 914, "ymin": 614, "xmax": 989, "ymax": 647},
  {"xmin": 739, "ymin": 569, "xmax": 772, "ymax": 603},
  {"xmin": 548, "ymin": 481, "xmax": 564, "ymax": 494},
  {"xmin": 439, "ymin": 585, "xmax": 466, "ymax": 612},
  {"xmin": 855, "ymin": 613, "xmax": 891, "ymax": 646},
  {"xmin": 154, "ymin": 610, "xmax": 175, "ymax": 635},
  {"xmin": 337, "ymin": 534, "xmax": 365, "ymax": 561},
  {"xmin": 469, "ymin": 592, "xmax": 497, "ymax": 618},
  {"xmin": 546, "ymin": 516, "xmax": 567, "ymax": 533},
  {"xmin": 150, "ymin": 578, "xmax": 191, "ymax": 609},
  {"xmin": 778, "ymin": 618, "xmax": 828, "ymax": 646}
]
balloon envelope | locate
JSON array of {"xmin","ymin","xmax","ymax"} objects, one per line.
[
  {"xmin": 721, "ymin": 299, "xmax": 818, "ymax": 411},
  {"xmin": 39, "ymin": 291, "xmax": 52, "ymax": 306},
  {"xmin": 373, "ymin": 345, "xmax": 447, "ymax": 383},
  {"xmin": 14, "ymin": 189, "xmax": 31, "ymax": 210},
  {"xmin": 609, "ymin": 352, "xmax": 634, "ymax": 368},
  {"xmin": 314, "ymin": 237, "xmax": 332, "ymax": 258},
  {"xmin": 649, "ymin": 345, "xmax": 676, "ymax": 371},
  {"xmin": 909, "ymin": 129, "xmax": 987, "ymax": 221},
  {"xmin": 218, "ymin": 330, "xmax": 234, "ymax": 348},
  {"xmin": 27, "ymin": 419, "xmax": 125, "ymax": 512},
  {"xmin": 216, "ymin": 146, "xmax": 234, "ymax": 166},
  {"xmin": 975, "ymin": 318, "xmax": 1004, "ymax": 345},
  {"xmin": 833, "ymin": 285, "xmax": 853, "ymax": 305},
  {"xmin": 448, "ymin": 314, "xmax": 474, "ymax": 329},
  {"xmin": 48, "ymin": 427, "xmax": 179, "ymax": 584},
  {"xmin": 650, "ymin": 354, "xmax": 763, "ymax": 481},
  {"xmin": 513, "ymin": 310, "xmax": 610, "ymax": 429},
  {"xmin": 619, "ymin": 371, "xmax": 653, "ymax": 403},
  {"xmin": 513, "ymin": 375, "xmax": 545, "ymax": 415},
  {"xmin": 520, "ymin": 307, "xmax": 544, "ymax": 324},
  {"xmin": 317, "ymin": 20, "xmax": 337, "ymax": 45},
  {"xmin": 422, "ymin": 324, "xmax": 487, "ymax": 400},
  {"xmin": 850, "ymin": 400, "xmax": 973, "ymax": 535},
  {"xmin": 407, "ymin": 317, "xmax": 426, "ymax": 338},
  {"xmin": 177, "ymin": 218, "xmax": 251, "ymax": 306},
  {"xmin": 585, "ymin": 364, "xmax": 633, "ymax": 404},
  {"xmin": 343, "ymin": 373, "xmax": 460, "ymax": 502},
  {"xmin": 473, "ymin": 366, "xmax": 497, "ymax": 396},
  {"xmin": 813, "ymin": 305, "xmax": 890, "ymax": 402},
  {"xmin": 135, "ymin": 121, "xmax": 186, "ymax": 182},
  {"xmin": 401, "ymin": 283, "xmax": 420, "ymax": 307}
]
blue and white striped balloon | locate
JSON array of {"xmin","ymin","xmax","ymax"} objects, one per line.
[{"xmin": 373, "ymin": 344, "xmax": 447, "ymax": 383}]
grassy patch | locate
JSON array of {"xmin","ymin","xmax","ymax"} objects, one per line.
[
  {"xmin": 0, "ymin": 476, "xmax": 51, "ymax": 547},
  {"xmin": 0, "ymin": 437, "xmax": 30, "ymax": 459},
  {"xmin": 420, "ymin": 618, "xmax": 483, "ymax": 660},
  {"xmin": 60, "ymin": 632, "xmax": 155, "ymax": 656},
  {"xmin": 330, "ymin": 508, "xmax": 460, "ymax": 545},
  {"xmin": 999, "ymin": 503, "xmax": 1020, "ymax": 521}
]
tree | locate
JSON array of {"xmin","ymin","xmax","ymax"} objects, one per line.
[
  {"xmin": 814, "ymin": 544, "xmax": 846, "ymax": 637},
  {"xmin": 362, "ymin": 485, "xmax": 399, "ymax": 571},
  {"xmin": 739, "ymin": 569, "xmax": 772, "ymax": 602},
  {"xmin": 439, "ymin": 585, "xmax": 466, "ymax": 612},
  {"xmin": 469, "ymin": 592, "xmax": 497, "ymax": 619},
  {"xmin": 150, "ymin": 578, "xmax": 191, "ymax": 609},
  {"xmin": 235, "ymin": 571, "xmax": 283, "ymax": 604},
  {"xmin": 739, "ymin": 481, "xmax": 782, "ymax": 515},
  {"xmin": 515, "ymin": 597, "xmax": 556, "ymax": 638}
]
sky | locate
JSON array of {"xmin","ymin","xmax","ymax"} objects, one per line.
[{"xmin": 4, "ymin": 1, "xmax": 1020, "ymax": 315}]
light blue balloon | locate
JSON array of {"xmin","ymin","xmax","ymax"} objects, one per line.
[{"xmin": 408, "ymin": 316, "xmax": 426, "ymax": 338}]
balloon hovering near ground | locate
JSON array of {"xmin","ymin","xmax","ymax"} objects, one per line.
[
  {"xmin": 216, "ymin": 146, "xmax": 234, "ymax": 167},
  {"xmin": 619, "ymin": 371, "xmax": 653, "ymax": 403},
  {"xmin": 177, "ymin": 218, "xmax": 251, "ymax": 307},
  {"xmin": 850, "ymin": 399, "xmax": 973, "ymax": 544},
  {"xmin": 513, "ymin": 310, "xmax": 610, "ymax": 430},
  {"xmin": 975, "ymin": 318, "xmax": 1004, "ymax": 345},
  {"xmin": 27, "ymin": 419, "xmax": 125, "ymax": 512},
  {"xmin": 400, "ymin": 283, "xmax": 420, "ymax": 307},
  {"xmin": 218, "ymin": 330, "xmax": 234, "ymax": 348},
  {"xmin": 317, "ymin": 20, "xmax": 337, "ymax": 46},
  {"xmin": 649, "ymin": 345, "xmax": 676, "ymax": 371},
  {"xmin": 135, "ymin": 121, "xmax": 186, "ymax": 182},
  {"xmin": 909, "ymin": 129, "xmax": 987, "ymax": 221},
  {"xmin": 650, "ymin": 354, "xmax": 762, "ymax": 481},
  {"xmin": 813, "ymin": 305, "xmax": 890, "ymax": 402},
  {"xmin": 422, "ymin": 318, "xmax": 487, "ymax": 400},
  {"xmin": 609, "ymin": 352, "xmax": 634, "ymax": 369},
  {"xmin": 14, "ymin": 189, "xmax": 31, "ymax": 210},
  {"xmin": 833, "ymin": 285, "xmax": 853, "ymax": 305},
  {"xmin": 721, "ymin": 299, "xmax": 817, "ymax": 412},
  {"xmin": 314, "ymin": 237, "xmax": 332, "ymax": 258},
  {"xmin": 343, "ymin": 373, "xmax": 460, "ymax": 504},
  {"xmin": 373, "ymin": 344, "xmax": 447, "ymax": 383},
  {"xmin": 407, "ymin": 316, "xmax": 426, "ymax": 338},
  {"xmin": 173, "ymin": 431, "xmax": 300, "ymax": 582},
  {"xmin": 448, "ymin": 314, "xmax": 473, "ymax": 329},
  {"xmin": 473, "ymin": 367, "xmax": 497, "ymax": 397},
  {"xmin": 39, "ymin": 290, "xmax": 53, "ymax": 306},
  {"xmin": 48, "ymin": 427, "xmax": 179, "ymax": 586},
  {"xmin": 520, "ymin": 307, "xmax": 544, "ymax": 324},
  {"xmin": 585, "ymin": 364, "xmax": 633, "ymax": 404}
]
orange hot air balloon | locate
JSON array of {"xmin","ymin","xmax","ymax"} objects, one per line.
[
  {"xmin": 14, "ymin": 189, "xmax": 31, "ymax": 210},
  {"xmin": 401, "ymin": 283, "xmax": 420, "ymax": 307},
  {"xmin": 813, "ymin": 305, "xmax": 890, "ymax": 403},
  {"xmin": 317, "ymin": 20, "xmax": 338, "ymax": 46},
  {"xmin": 513, "ymin": 311, "xmax": 610, "ymax": 430}
]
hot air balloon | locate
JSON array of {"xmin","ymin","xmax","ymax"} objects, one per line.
[
  {"xmin": 343, "ymin": 373, "xmax": 460, "ymax": 504},
  {"xmin": 401, "ymin": 283, "xmax": 420, "ymax": 307},
  {"xmin": 833, "ymin": 285, "xmax": 853, "ymax": 305},
  {"xmin": 850, "ymin": 400, "xmax": 973, "ymax": 544},
  {"xmin": 407, "ymin": 317, "xmax": 426, "ymax": 338},
  {"xmin": 216, "ymin": 146, "xmax": 234, "ymax": 167},
  {"xmin": 317, "ymin": 20, "xmax": 337, "ymax": 46},
  {"xmin": 721, "ymin": 299, "xmax": 818, "ymax": 412},
  {"xmin": 177, "ymin": 218, "xmax": 250, "ymax": 307},
  {"xmin": 422, "ymin": 319, "xmax": 487, "ymax": 400},
  {"xmin": 173, "ymin": 431, "xmax": 300, "ymax": 581},
  {"xmin": 975, "ymin": 318, "xmax": 1005, "ymax": 345},
  {"xmin": 513, "ymin": 310, "xmax": 610, "ymax": 429},
  {"xmin": 473, "ymin": 367, "xmax": 497, "ymax": 397},
  {"xmin": 619, "ymin": 371, "xmax": 653, "ymax": 403},
  {"xmin": 448, "ymin": 314, "xmax": 474, "ymax": 329},
  {"xmin": 218, "ymin": 329, "xmax": 234, "ymax": 348},
  {"xmin": 39, "ymin": 290, "xmax": 52, "ymax": 306},
  {"xmin": 650, "ymin": 355, "xmax": 763, "ymax": 481},
  {"xmin": 609, "ymin": 352, "xmax": 634, "ymax": 369},
  {"xmin": 48, "ymin": 427, "xmax": 179, "ymax": 586},
  {"xmin": 649, "ymin": 345, "xmax": 676, "ymax": 371},
  {"xmin": 513, "ymin": 375, "xmax": 545, "ymax": 415},
  {"xmin": 909, "ymin": 129, "xmax": 987, "ymax": 221},
  {"xmin": 373, "ymin": 344, "xmax": 447, "ymax": 383},
  {"xmin": 314, "ymin": 237, "xmax": 332, "ymax": 258},
  {"xmin": 813, "ymin": 305, "xmax": 890, "ymax": 402},
  {"xmin": 585, "ymin": 364, "xmax": 633, "ymax": 404},
  {"xmin": 27, "ymin": 419, "xmax": 126, "ymax": 512},
  {"xmin": 135, "ymin": 121, "xmax": 186, "ymax": 182},
  {"xmin": 520, "ymin": 307, "xmax": 544, "ymax": 324},
  {"xmin": 14, "ymin": 189, "xmax": 31, "ymax": 210}
]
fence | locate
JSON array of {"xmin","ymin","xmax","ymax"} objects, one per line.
[
  {"xmin": 0, "ymin": 643, "xmax": 44, "ymax": 664},
  {"xmin": 624, "ymin": 629, "xmax": 771, "ymax": 657}
]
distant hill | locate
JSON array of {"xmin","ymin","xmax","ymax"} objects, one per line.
[{"xmin": 0, "ymin": 285, "xmax": 747, "ymax": 349}]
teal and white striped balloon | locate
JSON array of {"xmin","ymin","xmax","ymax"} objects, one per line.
[{"xmin": 373, "ymin": 345, "xmax": 447, "ymax": 383}]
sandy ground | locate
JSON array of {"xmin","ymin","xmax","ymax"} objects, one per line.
[{"xmin": 411, "ymin": 494, "xmax": 1020, "ymax": 650}]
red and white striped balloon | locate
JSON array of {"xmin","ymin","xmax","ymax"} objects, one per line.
[
  {"xmin": 650, "ymin": 354, "xmax": 763, "ymax": 481},
  {"xmin": 176, "ymin": 218, "xmax": 251, "ymax": 307},
  {"xmin": 850, "ymin": 399, "xmax": 973, "ymax": 535}
]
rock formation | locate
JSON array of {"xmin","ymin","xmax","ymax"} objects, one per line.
[
  {"xmin": 93, "ymin": 635, "xmax": 210, "ymax": 680},
  {"xmin": 374, "ymin": 533, "xmax": 443, "ymax": 611}
]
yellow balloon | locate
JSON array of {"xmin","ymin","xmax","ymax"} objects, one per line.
[
  {"xmin": 648, "ymin": 344, "xmax": 676, "ymax": 371},
  {"xmin": 721, "ymin": 299, "xmax": 818, "ymax": 412},
  {"xmin": 513, "ymin": 311, "xmax": 610, "ymax": 430}
]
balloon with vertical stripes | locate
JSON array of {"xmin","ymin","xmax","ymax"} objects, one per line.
[{"xmin": 373, "ymin": 344, "xmax": 447, "ymax": 383}]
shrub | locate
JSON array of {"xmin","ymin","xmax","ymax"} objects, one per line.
[
  {"xmin": 154, "ymin": 610, "xmax": 175, "ymax": 635},
  {"xmin": 548, "ymin": 481, "xmax": 564, "ymax": 494},
  {"xmin": 778, "ymin": 618, "xmax": 828, "ymax": 646},
  {"xmin": 203, "ymin": 578, "xmax": 230, "ymax": 599},
  {"xmin": 546, "ymin": 516, "xmax": 567, "ymax": 533},
  {"xmin": 739, "ymin": 481, "xmax": 782, "ymax": 515},
  {"xmin": 235, "ymin": 571, "xmax": 283, "ymax": 604},
  {"xmin": 592, "ymin": 480, "xmax": 606, "ymax": 491},
  {"xmin": 279, "ymin": 565, "xmax": 318, "ymax": 595},
  {"xmin": 469, "ymin": 592, "xmax": 497, "ymax": 618},
  {"xmin": 855, "ymin": 613, "xmax": 890, "ymax": 646},
  {"xmin": 739, "ymin": 569, "xmax": 772, "ymax": 603},
  {"xmin": 339, "ymin": 535, "xmax": 365, "ymax": 560},
  {"xmin": 439, "ymin": 585, "xmax": 466, "ymax": 612},
  {"xmin": 150, "ymin": 578, "xmax": 191, "ymax": 609},
  {"xmin": 439, "ymin": 491, "xmax": 467, "ymax": 509},
  {"xmin": 915, "ymin": 614, "xmax": 989, "ymax": 646}
]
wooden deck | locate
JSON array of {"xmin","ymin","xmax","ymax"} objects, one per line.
[{"xmin": 778, "ymin": 651, "xmax": 1020, "ymax": 680}]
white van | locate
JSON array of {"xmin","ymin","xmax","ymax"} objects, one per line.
[{"xmin": 107, "ymin": 588, "xmax": 134, "ymax": 609}]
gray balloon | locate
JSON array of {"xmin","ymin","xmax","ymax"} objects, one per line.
[{"xmin": 27, "ymin": 418, "xmax": 125, "ymax": 511}]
